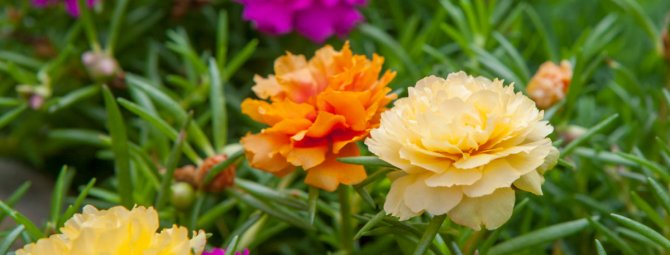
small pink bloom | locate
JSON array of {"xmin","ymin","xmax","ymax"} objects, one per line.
[
  {"xmin": 32, "ymin": 0, "xmax": 98, "ymax": 17},
  {"xmin": 238, "ymin": 0, "xmax": 366, "ymax": 43}
]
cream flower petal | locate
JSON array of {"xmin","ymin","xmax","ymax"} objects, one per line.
[
  {"xmin": 401, "ymin": 175, "xmax": 463, "ymax": 215},
  {"xmin": 424, "ymin": 167, "xmax": 482, "ymax": 187},
  {"xmin": 513, "ymin": 170, "xmax": 545, "ymax": 195},
  {"xmin": 447, "ymin": 188, "xmax": 516, "ymax": 231},
  {"xmin": 453, "ymin": 141, "xmax": 542, "ymax": 169},
  {"xmin": 461, "ymin": 158, "xmax": 520, "ymax": 197},
  {"xmin": 462, "ymin": 142, "xmax": 552, "ymax": 197},
  {"xmin": 384, "ymin": 175, "xmax": 421, "ymax": 220},
  {"xmin": 399, "ymin": 145, "xmax": 453, "ymax": 173}
]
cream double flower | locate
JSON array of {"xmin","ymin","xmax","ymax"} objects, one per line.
[
  {"xmin": 17, "ymin": 205, "xmax": 206, "ymax": 255},
  {"xmin": 366, "ymin": 72, "xmax": 558, "ymax": 230}
]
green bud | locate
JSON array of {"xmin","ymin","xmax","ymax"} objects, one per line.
[{"xmin": 170, "ymin": 182, "xmax": 195, "ymax": 210}]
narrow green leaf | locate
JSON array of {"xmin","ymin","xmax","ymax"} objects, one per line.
[
  {"xmin": 0, "ymin": 51, "xmax": 43, "ymax": 69},
  {"xmin": 588, "ymin": 218, "xmax": 635, "ymax": 255},
  {"xmin": 471, "ymin": 46, "xmax": 523, "ymax": 88},
  {"xmin": 197, "ymin": 199, "xmax": 236, "ymax": 228},
  {"xmin": 156, "ymin": 116, "xmax": 189, "ymax": 210},
  {"xmin": 0, "ymin": 182, "xmax": 31, "ymax": 224},
  {"xmin": 59, "ymin": 178, "xmax": 96, "ymax": 228},
  {"xmin": 359, "ymin": 24, "xmax": 420, "ymax": 79},
  {"xmin": 493, "ymin": 32, "xmax": 530, "ymax": 82},
  {"xmin": 629, "ymin": 191, "xmax": 665, "ymax": 231},
  {"xmin": 0, "ymin": 97, "xmax": 21, "ymax": 107},
  {"xmin": 488, "ymin": 217, "xmax": 593, "ymax": 255},
  {"xmin": 617, "ymin": 153, "xmax": 670, "ymax": 183},
  {"xmin": 0, "ymin": 103, "xmax": 28, "ymax": 129},
  {"xmin": 646, "ymin": 177, "xmax": 670, "ymax": 216},
  {"xmin": 117, "ymin": 98, "xmax": 201, "ymax": 163},
  {"xmin": 662, "ymin": 89, "xmax": 670, "ymax": 106},
  {"xmin": 88, "ymin": 187, "xmax": 120, "ymax": 203},
  {"xmin": 562, "ymin": 114, "xmax": 619, "ymax": 157},
  {"xmin": 308, "ymin": 187, "xmax": 319, "ymax": 225},
  {"xmin": 188, "ymin": 192, "xmax": 206, "ymax": 230},
  {"xmin": 208, "ymin": 58, "xmax": 227, "ymax": 151},
  {"xmin": 523, "ymin": 5, "xmax": 557, "ymax": 61},
  {"xmin": 0, "ymin": 225, "xmax": 25, "ymax": 254},
  {"xmin": 595, "ymin": 239, "xmax": 607, "ymax": 255},
  {"xmin": 609, "ymin": 213, "xmax": 670, "ymax": 250},
  {"xmin": 0, "ymin": 201, "xmax": 43, "ymax": 241},
  {"xmin": 337, "ymin": 156, "xmax": 396, "ymax": 168},
  {"xmin": 223, "ymin": 39, "xmax": 258, "ymax": 81},
  {"xmin": 224, "ymin": 212, "xmax": 262, "ymax": 248},
  {"xmin": 225, "ymin": 235, "xmax": 240, "ymax": 255},
  {"xmin": 228, "ymin": 189, "xmax": 312, "ymax": 229},
  {"xmin": 50, "ymin": 166, "xmax": 75, "ymax": 231},
  {"xmin": 127, "ymin": 74, "xmax": 214, "ymax": 156},
  {"xmin": 216, "ymin": 10, "xmax": 228, "ymax": 71},
  {"xmin": 235, "ymin": 179, "xmax": 307, "ymax": 210},
  {"xmin": 102, "ymin": 86, "xmax": 133, "ymax": 207},
  {"xmin": 48, "ymin": 85, "xmax": 100, "ymax": 113},
  {"xmin": 354, "ymin": 185, "xmax": 376, "ymax": 209},
  {"xmin": 355, "ymin": 211, "xmax": 385, "ymax": 240}
]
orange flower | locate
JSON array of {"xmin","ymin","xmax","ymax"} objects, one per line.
[
  {"xmin": 526, "ymin": 60, "xmax": 572, "ymax": 109},
  {"xmin": 241, "ymin": 42, "xmax": 396, "ymax": 191}
]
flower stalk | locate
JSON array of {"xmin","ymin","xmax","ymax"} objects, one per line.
[
  {"xmin": 413, "ymin": 214, "xmax": 447, "ymax": 255},
  {"xmin": 339, "ymin": 185, "xmax": 354, "ymax": 254}
]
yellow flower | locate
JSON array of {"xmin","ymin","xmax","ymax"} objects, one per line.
[
  {"xmin": 366, "ymin": 72, "xmax": 558, "ymax": 230},
  {"xmin": 16, "ymin": 205, "xmax": 206, "ymax": 255},
  {"xmin": 526, "ymin": 60, "xmax": 572, "ymax": 109}
]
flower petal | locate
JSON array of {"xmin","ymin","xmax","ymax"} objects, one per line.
[
  {"xmin": 513, "ymin": 170, "xmax": 544, "ymax": 195},
  {"xmin": 240, "ymin": 133, "xmax": 294, "ymax": 176},
  {"xmin": 285, "ymin": 145, "xmax": 328, "ymax": 169},
  {"xmin": 402, "ymin": 175, "xmax": 463, "ymax": 216},
  {"xmin": 304, "ymin": 143, "xmax": 366, "ymax": 191},
  {"xmin": 383, "ymin": 174, "xmax": 420, "ymax": 220},
  {"xmin": 424, "ymin": 167, "xmax": 482, "ymax": 187},
  {"xmin": 447, "ymin": 187, "xmax": 515, "ymax": 231},
  {"xmin": 462, "ymin": 141, "xmax": 552, "ymax": 197}
]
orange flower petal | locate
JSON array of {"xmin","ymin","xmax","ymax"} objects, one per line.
[
  {"xmin": 304, "ymin": 143, "xmax": 366, "ymax": 191},
  {"xmin": 240, "ymin": 133, "xmax": 294, "ymax": 176},
  {"xmin": 305, "ymin": 111, "xmax": 347, "ymax": 138},
  {"xmin": 241, "ymin": 99, "xmax": 315, "ymax": 126},
  {"xmin": 285, "ymin": 145, "xmax": 329, "ymax": 169},
  {"xmin": 319, "ymin": 90, "xmax": 368, "ymax": 130},
  {"xmin": 265, "ymin": 118, "xmax": 313, "ymax": 135},
  {"xmin": 251, "ymin": 75, "xmax": 282, "ymax": 100}
]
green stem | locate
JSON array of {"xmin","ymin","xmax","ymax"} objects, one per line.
[
  {"xmin": 106, "ymin": 0, "xmax": 130, "ymax": 55},
  {"xmin": 339, "ymin": 186, "xmax": 354, "ymax": 254},
  {"xmin": 77, "ymin": 0, "xmax": 100, "ymax": 51},
  {"xmin": 413, "ymin": 214, "xmax": 447, "ymax": 255}
]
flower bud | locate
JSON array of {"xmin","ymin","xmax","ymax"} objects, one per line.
[
  {"xmin": 197, "ymin": 154, "xmax": 236, "ymax": 192},
  {"xmin": 170, "ymin": 182, "xmax": 195, "ymax": 210},
  {"xmin": 560, "ymin": 125, "xmax": 587, "ymax": 144},
  {"xmin": 526, "ymin": 60, "xmax": 573, "ymax": 109},
  {"xmin": 82, "ymin": 51, "xmax": 121, "ymax": 81}
]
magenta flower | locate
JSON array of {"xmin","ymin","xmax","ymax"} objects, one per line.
[
  {"xmin": 203, "ymin": 248, "xmax": 250, "ymax": 255},
  {"xmin": 238, "ymin": 0, "xmax": 366, "ymax": 43},
  {"xmin": 32, "ymin": 0, "xmax": 97, "ymax": 17}
]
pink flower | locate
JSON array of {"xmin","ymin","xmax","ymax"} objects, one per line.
[
  {"xmin": 238, "ymin": 0, "xmax": 366, "ymax": 43},
  {"xmin": 203, "ymin": 248, "xmax": 250, "ymax": 255},
  {"xmin": 32, "ymin": 0, "xmax": 97, "ymax": 17}
]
